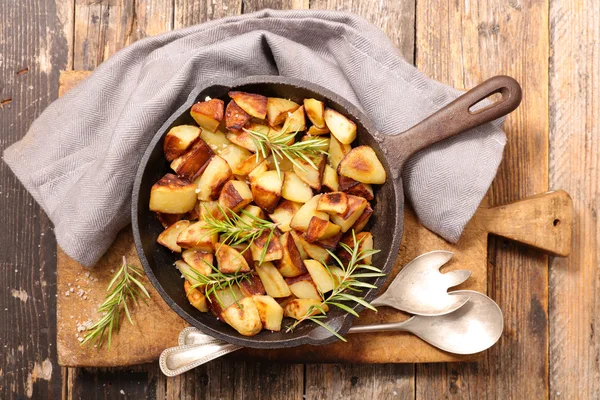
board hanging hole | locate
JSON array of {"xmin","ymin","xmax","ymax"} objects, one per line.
[{"xmin": 553, "ymin": 219, "xmax": 560, "ymax": 227}]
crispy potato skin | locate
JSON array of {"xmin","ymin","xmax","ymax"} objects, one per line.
[
  {"xmin": 221, "ymin": 297, "xmax": 263, "ymax": 336},
  {"xmin": 337, "ymin": 145, "xmax": 386, "ymax": 184},
  {"xmin": 338, "ymin": 176, "xmax": 374, "ymax": 201},
  {"xmin": 251, "ymin": 170, "xmax": 283, "ymax": 213},
  {"xmin": 184, "ymin": 280, "xmax": 209, "ymax": 312},
  {"xmin": 218, "ymin": 180, "xmax": 253, "ymax": 213},
  {"xmin": 293, "ymin": 154, "xmax": 326, "ymax": 191},
  {"xmin": 150, "ymin": 174, "xmax": 197, "ymax": 214},
  {"xmin": 276, "ymin": 232, "xmax": 308, "ymax": 277},
  {"xmin": 229, "ymin": 91, "xmax": 268, "ymax": 119},
  {"xmin": 163, "ymin": 125, "xmax": 201, "ymax": 161},
  {"xmin": 171, "ymin": 139, "xmax": 214, "ymax": 180},
  {"xmin": 182, "ymin": 249, "xmax": 213, "ymax": 275},
  {"xmin": 303, "ymin": 98, "xmax": 326, "ymax": 128},
  {"xmin": 284, "ymin": 299, "xmax": 328, "ymax": 320},
  {"xmin": 251, "ymin": 231, "xmax": 283, "ymax": 262},
  {"xmin": 282, "ymin": 105, "xmax": 306, "ymax": 132},
  {"xmin": 225, "ymin": 100, "xmax": 251, "ymax": 132},
  {"xmin": 286, "ymin": 275, "xmax": 322, "ymax": 300},
  {"xmin": 330, "ymin": 195, "xmax": 368, "ymax": 232},
  {"xmin": 191, "ymin": 98, "xmax": 224, "ymax": 121},
  {"xmin": 157, "ymin": 220, "xmax": 190, "ymax": 252},
  {"xmin": 252, "ymin": 295, "xmax": 284, "ymax": 331},
  {"xmin": 176, "ymin": 221, "xmax": 218, "ymax": 252},
  {"xmin": 239, "ymin": 274, "xmax": 267, "ymax": 297},
  {"xmin": 216, "ymin": 243, "xmax": 251, "ymax": 273},
  {"xmin": 156, "ymin": 212, "xmax": 183, "ymax": 228},
  {"xmin": 338, "ymin": 231, "xmax": 374, "ymax": 264},
  {"xmin": 267, "ymin": 98, "xmax": 300, "ymax": 126},
  {"xmin": 351, "ymin": 203, "xmax": 373, "ymax": 233},
  {"xmin": 317, "ymin": 192, "xmax": 349, "ymax": 215}
]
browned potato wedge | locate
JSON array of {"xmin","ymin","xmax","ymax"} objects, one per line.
[
  {"xmin": 255, "ymin": 262, "xmax": 292, "ymax": 298},
  {"xmin": 292, "ymin": 233, "xmax": 331, "ymax": 263},
  {"xmin": 282, "ymin": 105, "xmax": 306, "ymax": 132},
  {"xmin": 339, "ymin": 175, "xmax": 374, "ymax": 201},
  {"xmin": 276, "ymin": 232, "xmax": 307, "ymax": 277},
  {"xmin": 277, "ymin": 295, "xmax": 299, "ymax": 309},
  {"xmin": 157, "ymin": 220, "xmax": 190, "ymax": 252},
  {"xmin": 175, "ymin": 260, "xmax": 202, "ymax": 286},
  {"xmin": 307, "ymin": 125, "xmax": 329, "ymax": 135},
  {"xmin": 351, "ymin": 203, "xmax": 373, "ymax": 233},
  {"xmin": 339, "ymin": 231, "xmax": 374, "ymax": 264},
  {"xmin": 251, "ymin": 170, "xmax": 284, "ymax": 213},
  {"xmin": 316, "ymin": 192, "xmax": 349, "ymax": 215},
  {"xmin": 266, "ymin": 153, "xmax": 295, "ymax": 172},
  {"xmin": 248, "ymin": 159, "xmax": 270, "ymax": 184},
  {"xmin": 239, "ymin": 274, "xmax": 267, "ymax": 297},
  {"xmin": 250, "ymin": 231, "xmax": 283, "ymax": 262},
  {"xmin": 290, "ymin": 195, "xmax": 328, "ymax": 232},
  {"xmin": 316, "ymin": 231, "xmax": 343, "ymax": 250},
  {"xmin": 184, "ymin": 280, "xmax": 209, "ymax": 312},
  {"xmin": 267, "ymin": 97, "xmax": 300, "ymax": 126},
  {"xmin": 225, "ymin": 100, "xmax": 251, "ymax": 132},
  {"xmin": 233, "ymin": 154, "xmax": 265, "ymax": 176},
  {"xmin": 218, "ymin": 180, "xmax": 253, "ymax": 213},
  {"xmin": 284, "ymin": 298, "xmax": 328, "ymax": 320},
  {"xmin": 156, "ymin": 212, "xmax": 183, "ymax": 228},
  {"xmin": 198, "ymin": 200, "xmax": 226, "ymax": 221},
  {"xmin": 229, "ymin": 91, "xmax": 268, "ymax": 119},
  {"xmin": 225, "ymin": 242, "xmax": 254, "ymax": 266},
  {"xmin": 252, "ymin": 295, "xmax": 284, "ymax": 331},
  {"xmin": 239, "ymin": 204, "xmax": 266, "ymax": 225},
  {"xmin": 221, "ymin": 297, "xmax": 263, "ymax": 336},
  {"xmin": 150, "ymin": 174, "xmax": 197, "ymax": 214},
  {"xmin": 208, "ymin": 284, "xmax": 244, "ymax": 316},
  {"xmin": 303, "ymin": 98, "xmax": 326, "ymax": 128},
  {"xmin": 226, "ymin": 130, "xmax": 258, "ymax": 153},
  {"xmin": 290, "ymin": 230, "xmax": 309, "ymax": 260},
  {"xmin": 216, "ymin": 243, "xmax": 251, "ymax": 273},
  {"xmin": 337, "ymin": 145, "xmax": 386, "ymax": 184},
  {"xmin": 170, "ymin": 139, "xmax": 214, "ymax": 180},
  {"xmin": 293, "ymin": 154, "xmax": 326, "ymax": 191},
  {"xmin": 304, "ymin": 259, "xmax": 336, "ymax": 293},
  {"xmin": 268, "ymin": 199, "xmax": 302, "ymax": 232},
  {"xmin": 163, "ymin": 125, "xmax": 201, "ymax": 161},
  {"xmin": 328, "ymin": 135, "xmax": 352, "ymax": 170},
  {"xmin": 281, "ymin": 171, "xmax": 313, "ymax": 203},
  {"xmin": 176, "ymin": 221, "xmax": 218, "ymax": 252},
  {"xmin": 201, "ymin": 129, "xmax": 231, "ymax": 153},
  {"xmin": 324, "ymin": 108, "xmax": 356, "ymax": 144},
  {"xmin": 305, "ymin": 217, "xmax": 342, "ymax": 242},
  {"xmin": 181, "ymin": 249, "xmax": 214, "ymax": 275},
  {"xmin": 330, "ymin": 195, "xmax": 368, "ymax": 232},
  {"xmin": 190, "ymin": 99, "xmax": 224, "ymax": 132},
  {"xmin": 194, "ymin": 155, "xmax": 232, "ymax": 201},
  {"xmin": 285, "ymin": 274, "xmax": 321, "ymax": 300},
  {"xmin": 321, "ymin": 164, "xmax": 339, "ymax": 192},
  {"xmin": 219, "ymin": 144, "xmax": 252, "ymax": 173}
]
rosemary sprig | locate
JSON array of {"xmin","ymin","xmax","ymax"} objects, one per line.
[
  {"xmin": 201, "ymin": 204, "xmax": 278, "ymax": 265},
  {"xmin": 81, "ymin": 256, "xmax": 150, "ymax": 349},
  {"xmin": 286, "ymin": 231, "xmax": 384, "ymax": 341},
  {"xmin": 243, "ymin": 126, "xmax": 329, "ymax": 178}
]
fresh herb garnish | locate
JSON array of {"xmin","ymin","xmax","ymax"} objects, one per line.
[{"xmin": 286, "ymin": 231, "xmax": 384, "ymax": 341}]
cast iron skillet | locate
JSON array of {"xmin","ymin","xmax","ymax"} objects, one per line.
[{"xmin": 132, "ymin": 75, "xmax": 521, "ymax": 349}]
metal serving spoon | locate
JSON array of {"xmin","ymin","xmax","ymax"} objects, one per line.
[{"xmin": 160, "ymin": 291, "xmax": 503, "ymax": 376}]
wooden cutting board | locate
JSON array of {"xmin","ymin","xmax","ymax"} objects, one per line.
[{"xmin": 56, "ymin": 71, "xmax": 572, "ymax": 367}]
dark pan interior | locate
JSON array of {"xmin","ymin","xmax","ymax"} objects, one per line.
[{"xmin": 132, "ymin": 76, "xmax": 404, "ymax": 348}]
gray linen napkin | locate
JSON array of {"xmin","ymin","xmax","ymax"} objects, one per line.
[{"xmin": 3, "ymin": 10, "xmax": 506, "ymax": 267}]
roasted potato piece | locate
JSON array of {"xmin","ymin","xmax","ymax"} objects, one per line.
[
  {"xmin": 225, "ymin": 100, "xmax": 251, "ymax": 132},
  {"xmin": 307, "ymin": 125, "xmax": 329, "ymax": 135},
  {"xmin": 181, "ymin": 249, "xmax": 214, "ymax": 275},
  {"xmin": 285, "ymin": 274, "xmax": 321, "ymax": 300},
  {"xmin": 330, "ymin": 195, "xmax": 368, "ymax": 232},
  {"xmin": 316, "ymin": 192, "xmax": 349, "ymax": 215},
  {"xmin": 157, "ymin": 220, "xmax": 190, "ymax": 252},
  {"xmin": 293, "ymin": 154, "xmax": 326, "ymax": 191},
  {"xmin": 239, "ymin": 274, "xmax": 267, "ymax": 297},
  {"xmin": 282, "ymin": 105, "xmax": 306, "ymax": 132},
  {"xmin": 303, "ymin": 98, "xmax": 326, "ymax": 128},
  {"xmin": 229, "ymin": 91, "xmax": 268, "ymax": 119},
  {"xmin": 292, "ymin": 232, "xmax": 331, "ymax": 263},
  {"xmin": 216, "ymin": 243, "xmax": 251, "ymax": 273},
  {"xmin": 226, "ymin": 131, "xmax": 258, "ymax": 153},
  {"xmin": 316, "ymin": 231, "xmax": 343, "ymax": 250},
  {"xmin": 250, "ymin": 231, "xmax": 283, "ymax": 262},
  {"xmin": 324, "ymin": 108, "xmax": 356, "ymax": 144},
  {"xmin": 281, "ymin": 171, "xmax": 313, "ymax": 203},
  {"xmin": 255, "ymin": 262, "xmax": 292, "ymax": 298},
  {"xmin": 248, "ymin": 159, "xmax": 270, "ymax": 184},
  {"xmin": 176, "ymin": 220, "xmax": 218, "ymax": 252},
  {"xmin": 156, "ymin": 212, "xmax": 183, "ymax": 228},
  {"xmin": 251, "ymin": 170, "xmax": 284, "ymax": 213},
  {"xmin": 233, "ymin": 154, "xmax": 265, "ymax": 176},
  {"xmin": 194, "ymin": 155, "xmax": 232, "ymax": 201},
  {"xmin": 276, "ymin": 232, "xmax": 307, "ymax": 277},
  {"xmin": 184, "ymin": 280, "xmax": 209, "ymax": 312},
  {"xmin": 268, "ymin": 199, "xmax": 302, "ymax": 232},
  {"xmin": 239, "ymin": 204, "xmax": 266, "ymax": 225},
  {"xmin": 201, "ymin": 129, "xmax": 232, "ymax": 153},
  {"xmin": 304, "ymin": 259, "xmax": 336, "ymax": 293},
  {"xmin": 305, "ymin": 217, "xmax": 342, "ymax": 242},
  {"xmin": 218, "ymin": 180, "xmax": 253, "ymax": 213},
  {"xmin": 219, "ymin": 144, "xmax": 252, "ymax": 173},
  {"xmin": 252, "ymin": 295, "xmax": 284, "ymax": 331},
  {"xmin": 266, "ymin": 153, "xmax": 295, "ymax": 173},
  {"xmin": 208, "ymin": 284, "xmax": 245, "ymax": 316},
  {"xmin": 338, "ymin": 146, "xmax": 386, "ymax": 184},
  {"xmin": 284, "ymin": 298, "xmax": 328, "ymax": 320},
  {"xmin": 221, "ymin": 297, "xmax": 263, "ymax": 336},
  {"xmin": 290, "ymin": 230, "xmax": 309, "ymax": 260},
  {"xmin": 150, "ymin": 174, "xmax": 197, "ymax": 214},
  {"xmin": 339, "ymin": 176, "xmax": 374, "ymax": 201},
  {"xmin": 327, "ymin": 135, "xmax": 352, "ymax": 170},
  {"xmin": 321, "ymin": 164, "xmax": 339, "ymax": 192},
  {"xmin": 175, "ymin": 260, "xmax": 202, "ymax": 286},
  {"xmin": 266, "ymin": 97, "xmax": 300, "ymax": 126},
  {"xmin": 170, "ymin": 139, "xmax": 214, "ymax": 180},
  {"xmin": 163, "ymin": 125, "xmax": 201, "ymax": 161},
  {"xmin": 198, "ymin": 200, "xmax": 226, "ymax": 221},
  {"xmin": 351, "ymin": 203, "xmax": 373, "ymax": 233},
  {"xmin": 290, "ymin": 194, "xmax": 328, "ymax": 232},
  {"xmin": 339, "ymin": 231, "xmax": 374, "ymax": 265},
  {"xmin": 190, "ymin": 99, "xmax": 224, "ymax": 132}
]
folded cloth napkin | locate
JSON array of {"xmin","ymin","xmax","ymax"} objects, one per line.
[{"xmin": 3, "ymin": 9, "xmax": 506, "ymax": 267}]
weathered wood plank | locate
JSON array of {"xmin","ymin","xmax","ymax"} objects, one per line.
[
  {"xmin": 174, "ymin": 0, "xmax": 243, "ymax": 28},
  {"xmin": 243, "ymin": 0, "xmax": 308, "ymax": 12},
  {"xmin": 414, "ymin": 0, "xmax": 550, "ymax": 398},
  {"xmin": 0, "ymin": 0, "xmax": 69, "ymax": 397},
  {"xmin": 67, "ymin": 364, "xmax": 161, "ymax": 399},
  {"xmin": 548, "ymin": 0, "xmax": 600, "ymax": 398}
]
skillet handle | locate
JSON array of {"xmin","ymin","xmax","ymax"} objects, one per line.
[{"xmin": 388, "ymin": 75, "xmax": 522, "ymax": 166}]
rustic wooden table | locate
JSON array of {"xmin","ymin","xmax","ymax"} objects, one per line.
[{"xmin": 1, "ymin": 0, "xmax": 598, "ymax": 398}]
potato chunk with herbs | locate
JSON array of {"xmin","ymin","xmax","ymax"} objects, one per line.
[{"xmin": 150, "ymin": 174, "xmax": 197, "ymax": 214}]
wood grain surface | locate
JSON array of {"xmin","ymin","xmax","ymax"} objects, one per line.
[{"xmin": 2, "ymin": 0, "xmax": 598, "ymax": 399}]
